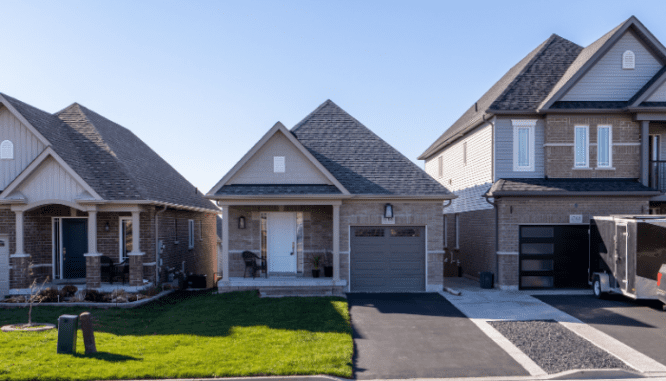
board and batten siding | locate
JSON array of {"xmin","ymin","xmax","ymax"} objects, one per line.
[
  {"xmin": 562, "ymin": 31, "xmax": 663, "ymax": 102},
  {"xmin": 425, "ymin": 122, "xmax": 493, "ymax": 214},
  {"xmin": 494, "ymin": 117, "xmax": 545, "ymax": 180},
  {"xmin": 228, "ymin": 130, "xmax": 332, "ymax": 185},
  {"xmin": 0, "ymin": 107, "xmax": 46, "ymax": 191},
  {"xmin": 14, "ymin": 157, "xmax": 90, "ymax": 204}
]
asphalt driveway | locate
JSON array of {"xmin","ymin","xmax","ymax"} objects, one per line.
[
  {"xmin": 347, "ymin": 293, "xmax": 528, "ymax": 379},
  {"xmin": 536, "ymin": 294, "xmax": 666, "ymax": 367}
]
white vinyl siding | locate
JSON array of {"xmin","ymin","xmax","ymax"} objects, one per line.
[
  {"xmin": 188, "ymin": 220, "xmax": 195, "ymax": 249},
  {"xmin": 0, "ymin": 108, "xmax": 46, "ymax": 190},
  {"xmin": 0, "ymin": 140, "xmax": 13, "ymax": 160},
  {"xmin": 512, "ymin": 120, "xmax": 536, "ymax": 172},
  {"xmin": 574, "ymin": 126, "xmax": 589, "ymax": 168},
  {"xmin": 597, "ymin": 125, "xmax": 612, "ymax": 168}
]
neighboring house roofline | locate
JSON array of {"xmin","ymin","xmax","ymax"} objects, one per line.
[
  {"xmin": 207, "ymin": 121, "xmax": 351, "ymax": 196},
  {"xmin": 0, "ymin": 94, "xmax": 51, "ymax": 147}
]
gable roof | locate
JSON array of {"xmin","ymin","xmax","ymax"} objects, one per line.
[
  {"xmin": 419, "ymin": 34, "xmax": 583, "ymax": 160},
  {"xmin": 292, "ymin": 100, "xmax": 453, "ymax": 197},
  {"xmin": 208, "ymin": 121, "xmax": 349, "ymax": 197},
  {"xmin": 0, "ymin": 93, "xmax": 218, "ymax": 212}
]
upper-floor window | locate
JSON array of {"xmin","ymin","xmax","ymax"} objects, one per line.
[
  {"xmin": 274, "ymin": 156, "xmax": 285, "ymax": 173},
  {"xmin": 597, "ymin": 125, "xmax": 612, "ymax": 168},
  {"xmin": 0, "ymin": 140, "xmax": 13, "ymax": 160},
  {"xmin": 512, "ymin": 120, "xmax": 536, "ymax": 172},
  {"xmin": 574, "ymin": 125, "xmax": 589, "ymax": 168},
  {"xmin": 622, "ymin": 50, "xmax": 635, "ymax": 70}
]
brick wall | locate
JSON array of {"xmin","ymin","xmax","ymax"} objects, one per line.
[
  {"xmin": 457, "ymin": 208, "xmax": 496, "ymax": 280},
  {"xmin": 496, "ymin": 196, "xmax": 648, "ymax": 289},
  {"xmin": 545, "ymin": 114, "xmax": 641, "ymax": 178}
]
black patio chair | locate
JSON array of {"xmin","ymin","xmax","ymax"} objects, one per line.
[
  {"xmin": 242, "ymin": 251, "xmax": 266, "ymax": 279},
  {"xmin": 100, "ymin": 256, "xmax": 114, "ymax": 283},
  {"xmin": 114, "ymin": 258, "xmax": 130, "ymax": 284}
]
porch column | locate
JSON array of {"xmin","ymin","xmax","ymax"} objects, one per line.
[
  {"xmin": 641, "ymin": 120, "xmax": 650, "ymax": 187},
  {"xmin": 84, "ymin": 209, "xmax": 102, "ymax": 289},
  {"xmin": 128, "ymin": 210, "xmax": 144, "ymax": 287},
  {"xmin": 332, "ymin": 204, "xmax": 340, "ymax": 282},
  {"xmin": 221, "ymin": 205, "xmax": 230, "ymax": 283},
  {"xmin": 10, "ymin": 209, "xmax": 30, "ymax": 288}
]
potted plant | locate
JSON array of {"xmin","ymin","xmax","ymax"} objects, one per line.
[
  {"xmin": 310, "ymin": 253, "xmax": 322, "ymax": 278},
  {"xmin": 324, "ymin": 250, "xmax": 333, "ymax": 278}
]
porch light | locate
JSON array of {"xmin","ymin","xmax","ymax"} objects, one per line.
[
  {"xmin": 238, "ymin": 216, "xmax": 246, "ymax": 229},
  {"xmin": 384, "ymin": 204, "xmax": 394, "ymax": 219}
]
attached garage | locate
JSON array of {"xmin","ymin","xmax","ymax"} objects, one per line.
[
  {"xmin": 519, "ymin": 225, "xmax": 589, "ymax": 289},
  {"xmin": 350, "ymin": 226, "xmax": 425, "ymax": 292}
]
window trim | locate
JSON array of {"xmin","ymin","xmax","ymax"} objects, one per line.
[
  {"xmin": 119, "ymin": 217, "xmax": 132, "ymax": 262},
  {"xmin": 0, "ymin": 140, "xmax": 13, "ymax": 160},
  {"xmin": 188, "ymin": 219, "xmax": 195, "ymax": 249},
  {"xmin": 596, "ymin": 125, "xmax": 613, "ymax": 168},
  {"xmin": 574, "ymin": 125, "xmax": 590, "ymax": 168},
  {"xmin": 512, "ymin": 120, "xmax": 536, "ymax": 172}
]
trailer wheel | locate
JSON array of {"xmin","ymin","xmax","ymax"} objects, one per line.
[{"xmin": 593, "ymin": 276, "xmax": 605, "ymax": 299}]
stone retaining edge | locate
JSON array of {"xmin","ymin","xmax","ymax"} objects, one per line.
[{"xmin": 0, "ymin": 290, "xmax": 174, "ymax": 309}]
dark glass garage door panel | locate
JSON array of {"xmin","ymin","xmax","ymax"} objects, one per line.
[{"xmin": 350, "ymin": 226, "xmax": 425, "ymax": 292}]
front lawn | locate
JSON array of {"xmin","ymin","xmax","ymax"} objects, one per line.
[{"xmin": 0, "ymin": 290, "xmax": 353, "ymax": 380}]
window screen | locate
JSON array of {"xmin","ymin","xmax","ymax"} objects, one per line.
[
  {"xmin": 598, "ymin": 126, "xmax": 611, "ymax": 167},
  {"xmin": 575, "ymin": 126, "xmax": 588, "ymax": 167},
  {"xmin": 518, "ymin": 128, "xmax": 530, "ymax": 167}
]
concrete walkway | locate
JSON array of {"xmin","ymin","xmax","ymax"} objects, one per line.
[{"xmin": 439, "ymin": 278, "xmax": 666, "ymax": 378}]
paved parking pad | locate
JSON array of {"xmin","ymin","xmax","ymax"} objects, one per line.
[
  {"xmin": 536, "ymin": 294, "xmax": 666, "ymax": 367},
  {"xmin": 347, "ymin": 293, "xmax": 528, "ymax": 379}
]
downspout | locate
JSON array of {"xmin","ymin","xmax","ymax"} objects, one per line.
[
  {"xmin": 442, "ymin": 198, "xmax": 454, "ymax": 290},
  {"xmin": 155, "ymin": 205, "xmax": 167, "ymax": 286},
  {"xmin": 484, "ymin": 195, "xmax": 498, "ymax": 286}
]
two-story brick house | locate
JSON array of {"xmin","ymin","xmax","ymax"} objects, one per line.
[{"xmin": 420, "ymin": 16, "xmax": 665, "ymax": 290}]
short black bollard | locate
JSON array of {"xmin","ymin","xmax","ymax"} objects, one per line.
[{"xmin": 57, "ymin": 314, "xmax": 79, "ymax": 354}]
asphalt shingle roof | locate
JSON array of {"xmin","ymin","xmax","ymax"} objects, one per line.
[
  {"xmin": 488, "ymin": 178, "xmax": 660, "ymax": 196},
  {"xmin": 290, "ymin": 100, "xmax": 452, "ymax": 197},
  {"xmin": 1, "ymin": 93, "xmax": 218, "ymax": 212},
  {"xmin": 216, "ymin": 184, "xmax": 342, "ymax": 195}
]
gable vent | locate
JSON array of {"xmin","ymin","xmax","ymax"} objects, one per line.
[
  {"xmin": 622, "ymin": 50, "xmax": 635, "ymax": 69},
  {"xmin": 0, "ymin": 140, "xmax": 13, "ymax": 160},
  {"xmin": 274, "ymin": 156, "xmax": 285, "ymax": 173}
]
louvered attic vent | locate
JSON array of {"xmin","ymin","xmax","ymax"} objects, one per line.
[
  {"xmin": 274, "ymin": 156, "xmax": 285, "ymax": 173},
  {"xmin": 622, "ymin": 50, "xmax": 635, "ymax": 69}
]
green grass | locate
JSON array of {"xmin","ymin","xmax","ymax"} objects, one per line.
[{"xmin": 0, "ymin": 290, "xmax": 353, "ymax": 380}]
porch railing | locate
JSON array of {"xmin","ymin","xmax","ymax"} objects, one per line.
[{"xmin": 649, "ymin": 161, "xmax": 666, "ymax": 193}]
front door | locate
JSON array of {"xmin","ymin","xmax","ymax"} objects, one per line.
[
  {"xmin": 267, "ymin": 213, "xmax": 297, "ymax": 273},
  {"xmin": 62, "ymin": 219, "xmax": 88, "ymax": 279}
]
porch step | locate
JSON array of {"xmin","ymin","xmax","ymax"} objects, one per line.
[{"xmin": 259, "ymin": 286, "xmax": 346, "ymax": 298}]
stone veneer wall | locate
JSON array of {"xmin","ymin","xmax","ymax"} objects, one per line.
[
  {"xmin": 339, "ymin": 201, "xmax": 444, "ymax": 291},
  {"xmin": 496, "ymin": 196, "xmax": 648, "ymax": 289},
  {"xmin": 545, "ymin": 114, "xmax": 640, "ymax": 178}
]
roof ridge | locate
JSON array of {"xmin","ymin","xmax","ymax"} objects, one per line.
[{"xmin": 291, "ymin": 99, "xmax": 334, "ymax": 132}]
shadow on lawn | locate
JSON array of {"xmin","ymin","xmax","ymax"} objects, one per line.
[
  {"xmin": 73, "ymin": 352, "xmax": 140, "ymax": 362},
  {"xmin": 12, "ymin": 290, "xmax": 351, "ymax": 338}
]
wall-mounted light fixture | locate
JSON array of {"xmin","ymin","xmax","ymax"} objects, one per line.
[
  {"xmin": 238, "ymin": 216, "xmax": 246, "ymax": 229},
  {"xmin": 384, "ymin": 204, "xmax": 394, "ymax": 219},
  {"xmin": 105, "ymin": 222, "xmax": 110, "ymax": 232}
]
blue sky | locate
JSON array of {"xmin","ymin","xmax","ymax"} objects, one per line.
[{"xmin": 1, "ymin": 1, "xmax": 664, "ymax": 192}]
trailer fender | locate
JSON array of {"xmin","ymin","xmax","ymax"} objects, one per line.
[{"xmin": 595, "ymin": 273, "xmax": 612, "ymax": 293}]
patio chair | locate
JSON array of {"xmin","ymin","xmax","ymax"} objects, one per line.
[
  {"xmin": 242, "ymin": 251, "xmax": 266, "ymax": 279},
  {"xmin": 113, "ymin": 258, "xmax": 130, "ymax": 284},
  {"xmin": 100, "ymin": 256, "xmax": 114, "ymax": 283}
]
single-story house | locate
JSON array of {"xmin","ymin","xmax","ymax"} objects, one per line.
[{"xmin": 208, "ymin": 100, "xmax": 454, "ymax": 294}]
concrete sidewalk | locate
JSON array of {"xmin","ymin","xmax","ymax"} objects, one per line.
[{"xmin": 439, "ymin": 278, "xmax": 666, "ymax": 379}]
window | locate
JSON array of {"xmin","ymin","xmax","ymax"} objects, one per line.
[
  {"xmin": 463, "ymin": 142, "xmax": 467, "ymax": 166},
  {"xmin": 597, "ymin": 125, "xmax": 612, "ymax": 168},
  {"xmin": 273, "ymin": 156, "xmax": 285, "ymax": 173},
  {"xmin": 188, "ymin": 219, "xmax": 194, "ymax": 249},
  {"xmin": 574, "ymin": 125, "xmax": 589, "ymax": 168},
  {"xmin": 455, "ymin": 214, "xmax": 459, "ymax": 249},
  {"xmin": 622, "ymin": 50, "xmax": 635, "ymax": 69},
  {"xmin": 512, "ymin": 120, "xmax": 536, "ymax": 171},
  {"xmin": 119, "ymin": 217, "xmax": 133, "ymax": 261},
  {"xmin": 0, "ymin": 140, "xmax": 13, "ymax": 160},
  {"xmin": 438, "ymin": 156, "xmax": 443, "ymax": 178}
]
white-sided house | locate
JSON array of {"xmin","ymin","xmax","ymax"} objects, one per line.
[
  {"xmin": 0, "ymin": 93, "xmax": 219, "ymax": 298},
  {"xmin": 208, "ymin": 100, "xmax": 454, "ymax": 295}
]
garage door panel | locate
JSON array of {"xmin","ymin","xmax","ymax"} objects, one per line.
[{"xmin": 351, "ymin": 226, "xmax": 425, "ymax": 292}]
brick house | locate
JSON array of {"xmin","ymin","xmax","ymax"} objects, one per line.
[
  {"xmin": 0, "ymin": 93, "xmax": 219, "ymax": 297},
  {"xmin": 419, "ymin": 16, "xmax": 665, "ymax": 290},
  {"xmin": 208, "ymin": 100, "xmax": 454, "ymax": 294}
]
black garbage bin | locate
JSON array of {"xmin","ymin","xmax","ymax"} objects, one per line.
[
  {"xmin": 57, "ymin": 314, "xmax": 79, "ymax": 354},
  {"xmin": 480, "ymin": 272, "xmax": 494, "ymax": 289}
]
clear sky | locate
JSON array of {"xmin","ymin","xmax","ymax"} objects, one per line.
[{"xmin": 1, "ymin": 1, "xmax": 664, "ymax": 192}]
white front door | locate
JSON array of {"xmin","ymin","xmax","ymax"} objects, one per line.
[
  {"xmin": 0, "ymin": 235, "xmax": 9, "ymax": 297},
  {"xmin": 267, "ymin": 213, "xmax": 297, "ymax": 273}
]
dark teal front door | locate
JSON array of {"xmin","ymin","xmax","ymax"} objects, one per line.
[{"xmin": 62, "ymin": 219, "xmax": 88, "ymax": 279}]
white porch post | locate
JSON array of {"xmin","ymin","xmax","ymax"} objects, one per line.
[
  {"xmin": 83, "ymin": 208, "xmax": 102, "ymax": 288},
  {"xmin": 87, "ymin": 210, "xmax": 98, "ymax": 254},
  {"xmin": 221, "ymin": 205, "xmax": 230, "ymax": 282},
  {"xmin": 332, "ymin": 204, "xmax": 340, "ymax": 281},
  {"xmin": 14, "ymin": 210, "xmax": 25, "ymax": 255},
  {"xmin": 130, "ymin": 211, "xmax": 142, "ymax": 254},
  {"xmin": 10, "ymin": 209, "xmax": 31, "ymax": 288},
  {"xmin": 127, "ymin": 210, "xmax": 144, "ymax": 287}
]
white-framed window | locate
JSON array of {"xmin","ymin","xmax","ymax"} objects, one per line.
[
  {"xmin": 119, "ymin": 217, "xmax": 133, "ymax": 261},
  {"xmin": 454, "ymin": 213, "xmax": 460, "ymax": 250},
  {"xmin": 597, "ymin": 125, "xmax": 612, "ymax": 168},
  {"xmin": 0, "ymin": 140, "xmax": 13, "ymax": 160},
  {"xmin": 438, "ymin": 156, "xmax": 443, "ymax": 178},
  {"xmin": 622, "ymin": 50, "xmax": 635, "ymax": 69},
  {"xmin": 574, "ymin": 125, "xmax": 589, "ymax": 168},
  {"xmin": 512, "ymin": 120, "xmax": 536, "ymax": 171},
  {"xmin": 273, "ymin": 156, "xmax": 285, "ymax": 173},
  {"xmin": 188, "ymin": 219, "xmax": 195, "ymax": 249}
]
